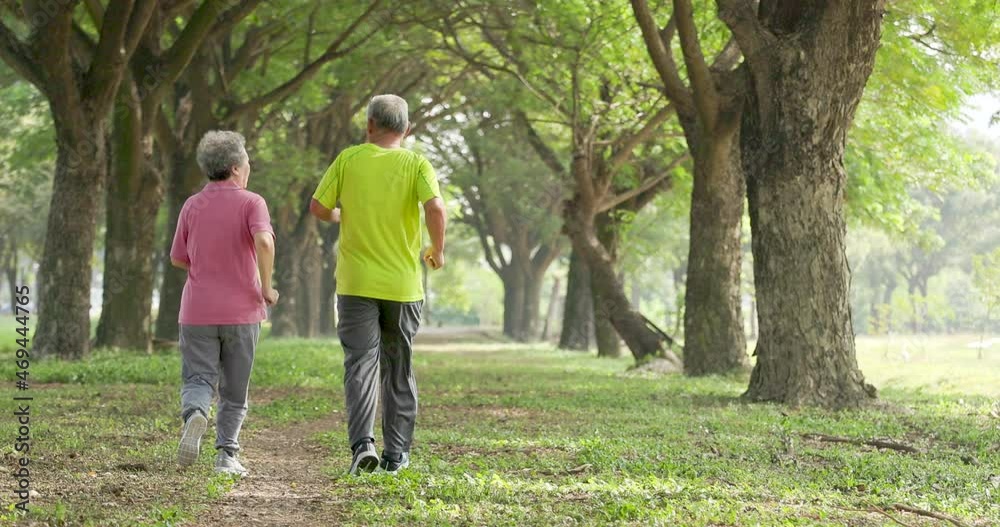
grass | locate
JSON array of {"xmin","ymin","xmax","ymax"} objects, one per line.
[{"xmin": 0, "ymin": 329, "xmax": 996, "ymax": 526}]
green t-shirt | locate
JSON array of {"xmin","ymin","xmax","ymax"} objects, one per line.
[{"xmin": 312, "ymin": 143, "xmax": 442, "ymax": 302}]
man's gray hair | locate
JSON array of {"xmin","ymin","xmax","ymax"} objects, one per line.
[
  {"xmin": 196, "ymin": 130, "xmax": 248, "ymax": 181},
  {"xmin": 367, "ymin": 94, "xmax": 409, "ymax": 134}
]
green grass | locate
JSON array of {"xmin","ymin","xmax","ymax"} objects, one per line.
[{"xmin": 0, "ymin": 331, "xmax": 996, "ymax": 525}]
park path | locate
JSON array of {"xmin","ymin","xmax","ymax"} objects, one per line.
[{"xmin": 183, "ymin": 413, "xmax": 347, "ymax": 527}]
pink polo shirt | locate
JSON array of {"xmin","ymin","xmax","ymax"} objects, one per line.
[{"xmin": 169, "ymin": 180, "xmax": 275, "ymax": 325}]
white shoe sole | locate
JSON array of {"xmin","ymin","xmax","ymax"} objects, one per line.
[
  {"xmin": 178, "ymin": 414, "xmax": 208, "ymax": 467},
  {"xmin": 214, "ymin": 466, "xmax": 248, "ymax": 476}
]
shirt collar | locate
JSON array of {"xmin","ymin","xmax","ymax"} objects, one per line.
[{"xmin": 204, "ymin": 180, "xmax": 243, "ymax": 191}]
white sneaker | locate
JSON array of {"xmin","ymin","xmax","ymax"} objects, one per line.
[
  {"xmin": 177, "ymin": 412, "xmax": 208, "ymax": 467},
  {"xmin": 215, "ymin": 450, "xmax": 248, "ymax": 476}
]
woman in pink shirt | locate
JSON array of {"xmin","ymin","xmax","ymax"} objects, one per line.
[{"xmin": 169, "ymin": 130, "xmax": 278, "ymax": 476}]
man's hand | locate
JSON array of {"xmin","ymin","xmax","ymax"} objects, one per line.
[
  {"xmin": 423, "ymin": 247, "xmax": 444, "ymax": 270},
  {"xmin": 263, "ymin": 287, "xmax": 280, "ymax": 306}
]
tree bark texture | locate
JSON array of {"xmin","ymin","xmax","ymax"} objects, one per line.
[
  {"xmin": 737, "ymin": 0, "xmax": 884, "ymax": 407},
  {"xmin": 558, "ymin": 249, "xmax": 593, "ymax": 351},
  {"xmin": 96, "ymin": 85, "xmax": 163, "ymax": 352},
  {"xmin": 34, "ymin": 126, "xmax": 109, "ymax": 358},
  {"xmin": 593, "ymin": 212, "xmax": 622, "ymax": 358},
  {"xmin": 682, "ymin": 122, "xmax": 748, "ymax": 374}
]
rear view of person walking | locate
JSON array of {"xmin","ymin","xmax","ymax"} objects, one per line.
[
  {"xmin": 310, "ymin": 94, "xmax": 447, "ymax": 475},
  {"xmin": 170, "ymin": 130, "xmax": 278, "ymax": 476}
]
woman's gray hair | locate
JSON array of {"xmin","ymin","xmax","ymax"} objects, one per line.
[
  {"xmin": 367, "ymin": 94, "xmax": 409, "ymax": 134},
  {"xmin": 196, "ymin": 130, "xmax": 249, "ymax": 181}
]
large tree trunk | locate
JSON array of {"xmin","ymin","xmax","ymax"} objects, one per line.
[
  {"xmin": 33, "ymin": 125, "xmax": 109, "ymax": 359},
  {"xmin": 565, "ymin": 203, "xmax": 680, "ymax": 365},
  {"xmin": 95, "ymin": 87, "xmax": 163, "ymax": 352},
  {"xmin": 593, "ymin": 212, "xmax": 622, "ymax": 358},
  {"xmin": 683, "ymin": 126, "xmax": 748, "ymax": 374},
  {"xmin": 740, "ymin": 1, "xmax": 884, "ymax": 407},
  {"xmin": 558, "ymin": 249, "xmax": 593, "ymax": 351}
]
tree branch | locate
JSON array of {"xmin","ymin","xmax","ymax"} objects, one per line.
[
  {"xmin": 673, "ymin": 0, "xmax": 719, "ymax": 129},
  {"xmin": 224, "ymin": 0, "xmax": 383, "ymax": 123},
  {"xmin": 608, "ymin": 102, "xmax": 675, "ymax": 170},
  {"xmin": 514, "ymin": 111, "xmax": 566, "ymax": 177},
  {"xmin": 83, "ymin": 0, "xmax": 146, "ymax": 112},
  {"xmin": 630, "ymin": 0, "xmax": 693, "ymax": 115},
  {"xmin": 598, "ymin": 152, "xmax": 689, "ymax": 213},
  {"xmin": 0, "ymin": 21, "xmax": 43, "ymax": 88},
  {"xmin": 716, "ymin": 0, "xmax": 770, "ymax": 60}
]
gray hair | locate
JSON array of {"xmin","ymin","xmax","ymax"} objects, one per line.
[
  {"xmin": 367, "ymin": 94, "xmax": 409, "ymax": 134},
  {"xmin": 196, "ymin": 130, "xmax": 248, "ymax": 181}
]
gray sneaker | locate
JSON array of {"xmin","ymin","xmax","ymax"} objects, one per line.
[
  {"xmin": 177, "ymin": 412, "xmax": 208, "ymax": 467},
  {"xmin": 380, "ymin": 452, "xmax": 410, "ymax": 475},
  {"xmin": 349, "ymin": 441, "xmax": 379, "ymax": 475},
  {"xmin": 215, "ymin": 450, "xmax": 248, "ymax": 476}
]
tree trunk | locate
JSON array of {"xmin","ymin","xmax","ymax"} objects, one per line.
[
  {"xmin": 593, "ymin": 212, "xmax": 622, "ymax": 358},
  {"xmin": 501, "ymin": 269, "xmax": 526, "ymax": 340},
  {"xmin": 4, "ymin": 242, "xmax": 17, "ymax": 313},
  {"xmin": 559, "ymin": 248, "xmax": 593, "ymax": 351},
  {"xmin": 540, "ymin": 277, "xmax": 561, "ymax": 341},
  {"xmin": 296, "ymin": 216, "xmax": 322, "ymax": 338},
  {"xmin": 741, "ymin": 1, "xmax": 884, "ymax": 407},
  {"xmin": 520, "ymin": 269, "xmax": 545, "ymax": 341},
  {"xmin": 683, "ymin": 128, "xmax": 748, "ymax": 375},
  {"xmin": 96, "ymin": 87, "xmax": 163, "ymax": 352},
  {"xmin": 154, "ymin": 149, "xmax": 202, "ymax": 341},
  {"xmin": 269, "ymin": 213, "xmax": 302, "ymax": 337},
  {"xmin": 33, "ymin": 125, "xmax": 108, "ymax": 359},
  {"xmin": 672, "ymin": 266, "xmax": 685, "ymax": 337},
  {"xmin": 565, "ymin": 203, "xmax": 679, "ymax": 364},
  {"xmin": 154, "ymin": 69, "xmax": 216, "ymax": 341},
  {"xmin": 318, "ymin": 223, "xmax": 340, "ymax": 335}
]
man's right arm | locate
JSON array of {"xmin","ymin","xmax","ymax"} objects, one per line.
[
  {"xmin": 310, "ymin": 154, "xmax": 342, "ymax": 223},
  {"xmin": 423, "ymin": 197, "xmax": 447, "ymax": 270}
]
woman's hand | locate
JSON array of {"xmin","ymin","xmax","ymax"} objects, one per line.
[{"xmin": 263, "ymin": 287, "xmax": 280, "ymax": 306}]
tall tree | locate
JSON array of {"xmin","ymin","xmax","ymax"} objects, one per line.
[
  {"xmin": 428, "ymin": 112, "xmax": 563, "ymax": 341},
  {"xmin": 716, "ymin": 0, "xmax": 885, "ymax": 406},
  {"xmin": 153, "ymin": 1, "xmax": 385, "ymax": 340},
  {"xmin": 438, "ymin": 1, "xmax": 688, "ymax": 363},
  {"xmin": 95, "ymin": 0, "xmax": 260, "ymax": 352},
  {"xmin": 632, "ymin": 0, "xmax": 748, "ymax": 375},
  {"xmin": 0, "ymin": 1, "xmax": 158, "ymax": 358}
]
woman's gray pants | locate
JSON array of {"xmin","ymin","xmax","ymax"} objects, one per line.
[
  {"xmin": 337, "ymin": 295, "xmax": 422, "ymax": 456},
  {"xmin": 179, "ymin": 323, "xmax": 260, "ymax": 455}
]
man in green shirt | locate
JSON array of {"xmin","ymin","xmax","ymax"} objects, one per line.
[{"xmin": 310, "ymin": 94, "xmax": 447, "ymax": 475}]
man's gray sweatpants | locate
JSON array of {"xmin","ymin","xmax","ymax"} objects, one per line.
[
  {"xmin": 179, "ymin": 323, "xmax": 259, "ymax": 454},
  {"xmin": 337, "ymin": 295, "xmax": 422, "ymax": 455}
]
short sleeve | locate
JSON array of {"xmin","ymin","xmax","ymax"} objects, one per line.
[
  {"xmin": 313, "ymin": 154, "xmax": 343, "ymax": 209},
  {"xmin": 169, "ymin": 205, "xmax": 190, "ymax": 264},
  {"xmin": 246, "ymin": 196, "xmax": 275, "ymax": 238},
  {"xmin": 416, "ymin": 155, "xmax": 441, "ymax": 204}
]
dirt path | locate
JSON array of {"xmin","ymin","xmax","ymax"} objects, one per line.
[{"xmin": 184, "ymin": 414, "xmax": 347, "ymax": 526}]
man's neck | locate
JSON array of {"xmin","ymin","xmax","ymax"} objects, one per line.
[{"xmin": 367, "ymin": 130, "xmax": 404, "ymax": 149}]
